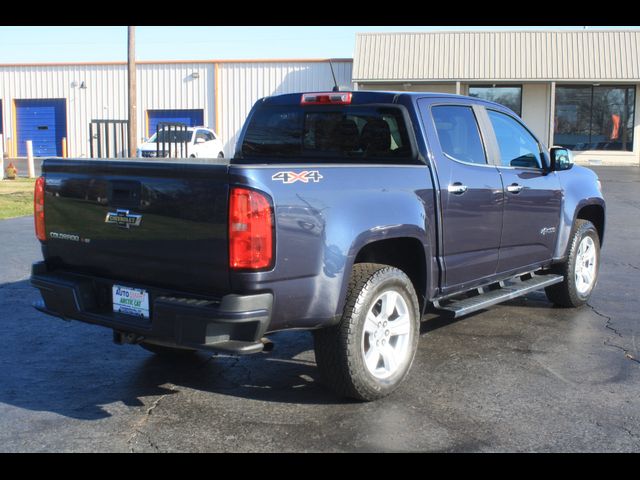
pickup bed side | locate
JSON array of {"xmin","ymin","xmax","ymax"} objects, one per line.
[{"xmin": 228, "ymin": 163, "xmax": 435, "ymax": 331}]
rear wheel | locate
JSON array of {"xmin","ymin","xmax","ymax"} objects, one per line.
[
  {"xmin": 217, "ymin": 152, "xmax": 224, "ymax": 158},
  {"xmin": 545, "ymin": 219, "xmax": 600, "ymax": 307},
  {"xmin": 139, "ymin": 342, "xmax": 197, "ymax": 357},
  {"xmin": 313, "ymin": 263, "xmax": 420, "ymax": 401}
]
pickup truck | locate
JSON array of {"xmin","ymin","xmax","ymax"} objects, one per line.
[{"xmin": 30, "ymin": 91, "xmax": 605, "ymax": 401}]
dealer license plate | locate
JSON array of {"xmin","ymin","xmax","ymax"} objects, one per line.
[{"xmin": 112, "ymin": 285, "xmax": 150, "ymax": 319}]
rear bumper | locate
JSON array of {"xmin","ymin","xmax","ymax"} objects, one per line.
[{"xmin": 30, "ymin": 262, "xmax": 272, "ymax": 354}]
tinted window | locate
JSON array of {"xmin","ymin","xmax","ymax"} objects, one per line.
[
  {"xmin": 554, "ymin": 85, "xmax": 635, "ymax": 151},
  {"xmin": 241, "ymin": 105, "xmax": 411, "ymax": 161},
  {"xmin": 150, "ymin": 130, "xmax": 193, "ymax": 143},
  {"xmin": 469, "ymin": 86, "xmax": 522, "ymax": 116},
  {"xmin": 488, "ymin": 110, "xmax": 542, "ymax": 169},
  {"xmin": 432, "ymin": 105, "xmax": 487, "ymax": 165},
  {"xmin": 196, "ymin": 130, "xmax": 215, "ymax": 142}
]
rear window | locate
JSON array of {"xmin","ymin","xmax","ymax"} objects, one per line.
[
  {"xmin": 241, "ymin": 105, "xmax": 412, "ymax": 161},
  {"xmin": 150, "ymin": 130, "xmax": 193, "ymax": 143}
]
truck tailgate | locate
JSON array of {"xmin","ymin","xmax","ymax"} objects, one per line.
[{"xmin": 42, "ymin": 159, "xmax": 230, "ymax": 296}]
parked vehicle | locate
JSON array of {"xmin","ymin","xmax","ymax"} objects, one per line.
[
  {"xmin": 136, "ymin": 126, "xmax": 224, "ymax": 158},
  {"xmin": 31, "ymin": 91, "xmax": 605, "ymax": 401}
]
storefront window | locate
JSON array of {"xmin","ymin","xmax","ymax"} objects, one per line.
[
  {"xmin": 554, "ymin": 85, "xmax": 635, "ymax": 151},
  {"xmin": 468, "ymin": 85, "xmax": 522, "ymax": 116}
]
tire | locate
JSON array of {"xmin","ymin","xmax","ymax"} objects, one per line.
[
  {"xmin": 545, "ymin": 219, "xmax": 600, "ymax": 308},
  {"xmin": 139, "ymin": 342, "xmax": 197, "ymax": 357},
  {"xmin": 217, "ymin": 152, "xmax": 224, "ymax": 159},
  {"xmin": 313, "ymin": 263, "xmax": 421, "ymax": 401}
]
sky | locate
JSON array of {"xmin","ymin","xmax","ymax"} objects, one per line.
[{"xmin": 0, "ymin": 26, "xmax": 638, "ymax": 64}]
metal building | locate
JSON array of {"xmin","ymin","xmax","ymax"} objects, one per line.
[
  {"xmin": 0, "ymin": 59, "xmax": 353, "ymax": 158},
  {"xmin": 353, "ymin": 30, "xmax": 640, "ymax": 166}
]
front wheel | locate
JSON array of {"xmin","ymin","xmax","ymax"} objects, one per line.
[
  {"xmin": 545, "ymin": 219, "xmax": 600, "ymax": 307},
  {"xmin": 313, "ymin": 263, "xmax": 420, "ymax": 401}
]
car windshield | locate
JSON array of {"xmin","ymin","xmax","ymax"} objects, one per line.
[{"xmin": 149, "ymin": 130, "xmax": 193, "ymax": 143}]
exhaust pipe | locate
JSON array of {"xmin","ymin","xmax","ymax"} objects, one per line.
[
  {"xmin": 113, "ymin": 330, "xmax": 143, "ymax": 345},
  {"xmin": 260, "ymin": 337, "xmax": 274, "ymax": 352}
]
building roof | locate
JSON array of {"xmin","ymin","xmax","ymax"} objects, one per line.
[{"xmin": 353, "ymin": 30, "xmax": 640, "ymax": 83}]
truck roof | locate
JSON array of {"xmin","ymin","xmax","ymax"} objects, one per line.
[
  {"xmin": 262, "ymin": 90, "xmax": 511, "ymax": 117},
  {"xmin": 260, "ymin": 90, "xmax": 512, "ymax": 113}
]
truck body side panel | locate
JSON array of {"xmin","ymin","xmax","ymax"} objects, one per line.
[{"xmin": 228, "ymin": 163, "xmax": 435, "ymax": 331}]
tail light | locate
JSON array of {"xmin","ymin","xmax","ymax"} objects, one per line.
[
  {"xmin": 229, "ymin": 187, "xmax": 273, "ymax": 270},
  {"xmin": 34, "ymin": 176, "xmax": 46, "ymax": 241}
]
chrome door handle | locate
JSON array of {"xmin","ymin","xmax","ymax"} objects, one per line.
[
  {"xmin": 507, "ymin": 183, "xmax": 524, "ymax": 194},
  {"xmin": 448, "ymin": 183, "xmax": 468, "ymax": 195}
]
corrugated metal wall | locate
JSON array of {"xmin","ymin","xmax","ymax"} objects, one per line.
[
  {"xmin": 217, "ymin": 60, "xmax": 353, "ymax": 156},
  {"xmin": 354, "ymin": 31, "xmax": 640, "ymax": 82},
  {"xmin": 137, "ymin": 63, "xmax": 214, "ymax": 140},
  {"xmin": 0, "ymin": 63, "xmax": 212, "ymax": 157},
  {"xmin": 0, "ymin": 64, "xmax": 129, "ymax": 157},
  {"xmin": 0, "ymin": 60, "xmax": 352, "ymax": 158}
]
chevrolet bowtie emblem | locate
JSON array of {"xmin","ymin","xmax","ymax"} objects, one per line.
[{"xmin": 105, "ymin": 209, "xmax": 142, "ymax": 229}]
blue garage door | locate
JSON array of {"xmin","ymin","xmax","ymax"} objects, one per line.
[
  {"xmin": 16, "ymin": 99, "xmax": 67, "ymax": 157},
  {"xmin": 147, "ymin": 109, "xmax": 204, "ymax": 137}
]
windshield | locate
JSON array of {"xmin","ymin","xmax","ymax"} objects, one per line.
[
  {"xmin": 148, "ymin": 130, "xmax": 193, "ymax": 143},
  {"xmin": 241, "ymin": 105, "xmax": 412, "ymax": 162}
]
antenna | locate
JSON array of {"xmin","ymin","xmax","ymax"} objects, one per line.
[{"xmin": 328, "ymin": 59, "xmax": 340, "ymax": 92}]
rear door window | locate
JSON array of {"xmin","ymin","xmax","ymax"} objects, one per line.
[
  {"xmin": 431, "ymin": 105, "xmax": 487, "ymax": 165},
  {"xmin": 241, "ymin": 105, "xmax": 412, "ymax": 162}
]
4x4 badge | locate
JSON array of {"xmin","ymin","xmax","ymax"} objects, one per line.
[
  {"xmin": 105, "ymin": 209, "xmax": 142, "ymax": 229},
  {"xmin": 272, "ymin": 170, "xmax": 323, "ymax": 184}
]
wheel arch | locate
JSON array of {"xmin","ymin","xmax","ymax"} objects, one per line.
[
  {"xmin": 342, "ymin": 234, "xmax": 430, "ymax": 316},
  {"xmin": 576, "ymin": 203, "xmax": 605, "ymax": 245}
]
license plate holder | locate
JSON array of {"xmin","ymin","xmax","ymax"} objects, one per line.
[{"xmin": 112, "ymin": 285, "xmax": 150, "ymax": 319}]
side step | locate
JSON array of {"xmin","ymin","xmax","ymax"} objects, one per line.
[{"xmin": 432, "ymin": 274, "xmax": 564, "ymax": 318}]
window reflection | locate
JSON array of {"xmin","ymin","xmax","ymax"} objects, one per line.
[
  {"xmin": 469, "ymin": 85, "xmax": 522, "ymax": 116},
  {"xmin": 554, "ymin": 85, "xmax": 635, "ymax": 151}
]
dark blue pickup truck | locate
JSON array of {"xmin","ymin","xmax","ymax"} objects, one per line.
[{"xmin": 31, "ymin": 91, "xmax": 605, "ymax": 401}]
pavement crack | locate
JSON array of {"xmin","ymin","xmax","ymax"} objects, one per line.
[
  {"xmin": 589, "ymin": 302, "xmax": 640, "ymax": 366},
  {"xmin": 127, "ymin": 384, "xmax": 177, "ymax": 453},
  {"xmin": 587, "ymin": 302, "xmax": 621, "ymax": 337}
]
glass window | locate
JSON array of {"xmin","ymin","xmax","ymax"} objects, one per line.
[
  {"xmin": 488, "ymin": 110, "xmax": 543, "ymax": 169},
  {"xmin": 149, "ymin": 129, "xmax": 193, "ymax": 143},
  {"xmin": 469, "ymin": 85, "xmax": 522, "ymax": 116},
  {"xmin": 241, "ymin": 105, "xmax": 411, "ymax": 161},
  {"xmin": 554, "ymin": 85, "xmax": 635, "ymax": 151},
  {"xmin": 196, "ymin": 130, "xmax": 214, "ymax": 142},
  {"xmin": 431, "ymin": 105, "xmax": 487, "ymax": 165}
]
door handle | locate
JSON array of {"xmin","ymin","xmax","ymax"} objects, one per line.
[
  {"xmin": 506, "ymin": 183, "xmax": 524, "ymax": 194},
  {"xmin": 448, "ymin": 183, "xmax": 468, "ymax": 195}
]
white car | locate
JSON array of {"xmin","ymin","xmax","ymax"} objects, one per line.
[{"xmin": 137, "ymin": 127, "xmax": 224, "ymax": 159}]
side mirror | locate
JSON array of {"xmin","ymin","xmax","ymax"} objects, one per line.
[
  {"xmin": 195, "ymin": 138, "xmax": 206, "ymax": 145},
  {"xmin": 550, "ymin": 147, "xmax": 574, "ymax": 171}
]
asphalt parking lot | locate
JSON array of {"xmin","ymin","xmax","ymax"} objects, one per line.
[{"xmin": 0, "ymin": 166, "xmax": 638, "ymax": 452}]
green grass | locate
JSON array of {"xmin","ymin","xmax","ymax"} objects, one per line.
[{"xmin": 0, "ymin": 178, "xmax": 36, "ymax": 220}]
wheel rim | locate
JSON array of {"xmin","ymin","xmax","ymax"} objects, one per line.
[
  {"xmin": 361, "ymin": 289, "xmax": 412, "ymax": 380},
  {"xmin": 575, "ymin": 236, "xmax": 597, "ymax": 295}
]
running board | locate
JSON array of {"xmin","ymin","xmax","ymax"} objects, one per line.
[{"xmin": 432, "ymin": 274, "xmax": 564, "ymax": 318}]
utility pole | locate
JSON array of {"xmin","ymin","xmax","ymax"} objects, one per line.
[{"xmin": 127, "ymin": 26, "xmax": 137, "ymax": 157}]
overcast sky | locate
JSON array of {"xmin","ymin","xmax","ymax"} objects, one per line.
[{"xmin": 0, "ymin": 26, "xmax": 638, "ymax": 63}]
